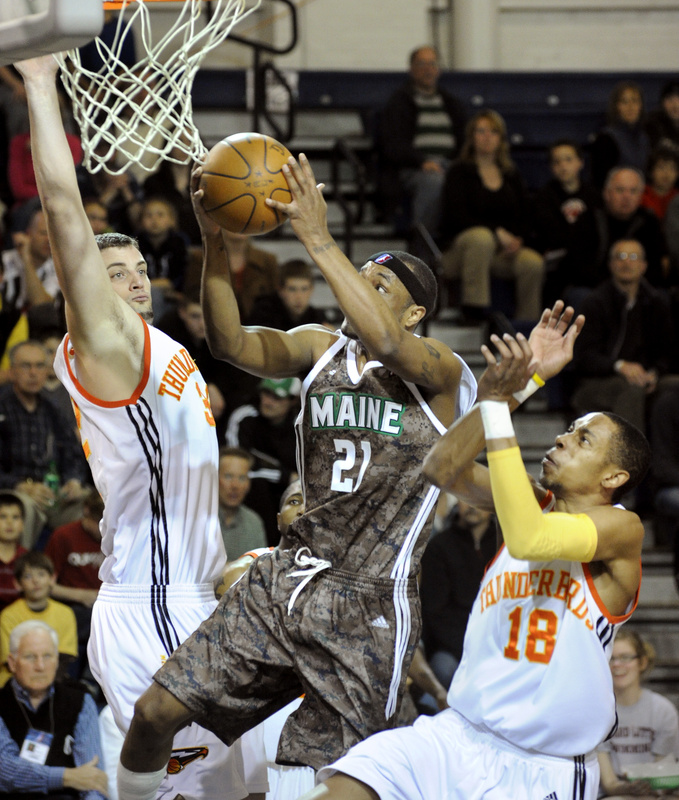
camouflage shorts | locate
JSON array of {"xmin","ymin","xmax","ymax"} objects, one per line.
[{"xmin": 154, "ymin": 548, "xmax": 420, "ymax": 770}]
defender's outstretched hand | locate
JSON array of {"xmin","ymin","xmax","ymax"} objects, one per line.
[
  {"xmin": 477, "ymin": 331, "xmax": 533, "ymax": 403},
  {"xmin": 14, "ymin": 54, "xmax": 59, "ymax": 81},
  {"xmin": 528, "ymin": 300, "xmax": 584, "ymax": 381},
  {"xmin": 266, "ymin": 153, "xmax": 329, "ymax": 245}
]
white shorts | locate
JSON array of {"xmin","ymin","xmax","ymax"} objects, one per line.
[
  {"xmin": 89, "ymin": 583, "xmax": 267, "ymax": 800},
  {"xmin": 319, "ymin": 708, "xmax": 599, "ymax": 800},
  {"xmin": 261, "ymin": 698, "xmax": 316, "ymax": 800}
]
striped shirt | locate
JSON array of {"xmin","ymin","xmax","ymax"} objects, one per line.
[{"xmin": 412, "ymin": 90, "xmax": 456, "ymax": 159}]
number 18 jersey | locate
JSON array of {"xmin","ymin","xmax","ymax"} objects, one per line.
[{"xmin": 448, "ymin": 540, "xmax": 639, "ymax": 757}]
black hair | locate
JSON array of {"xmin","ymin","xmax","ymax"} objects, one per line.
[
  {"xmin": 601, "ymin": 412, "xmax": 651, "ymax": 503},
  {"xmin": 0, "ymin": 493, "xmax": 24, "ymax": 518}
]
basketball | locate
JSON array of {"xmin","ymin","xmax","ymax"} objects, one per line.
[{"xmin": 199, "ymin": 132, "xmax": 293, "ymax": 235}]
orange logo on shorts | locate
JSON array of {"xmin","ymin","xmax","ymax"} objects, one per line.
[{"xmin": 167, "ymin": 746, "xmax": 209, "ymax": 774}]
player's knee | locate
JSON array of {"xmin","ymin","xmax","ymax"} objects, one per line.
[{"xmin": 132, "ymin": 683, "xmax": 193, "ymax": 738}]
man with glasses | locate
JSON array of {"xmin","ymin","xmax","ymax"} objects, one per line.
[
  {"xmin": 571, "ymin": 239, "xmax": 676, "ymax": 435},
  {"xmin": 0, "ymin": 341, "xmax": 89, "ymax": 546}
]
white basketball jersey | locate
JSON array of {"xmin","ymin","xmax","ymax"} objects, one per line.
[
  {"xmin": 54, "ymin": 322, "xmax": 226, "ymax": 587},
  {"xmin": 448, "ymin": 527, "xmax": 639, "ymax": 757}
]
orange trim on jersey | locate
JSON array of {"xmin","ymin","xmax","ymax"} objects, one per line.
[
  {"xmin": 582, "ymin": 560, "xmax": 641, "ymax": 624},
  {"xmin": 539, "ymin": 490, "xmax": 555, "ymax": 511},
  {"xmin": 62, "ymin": 320, "xmax": 151, "ymax": 408}
]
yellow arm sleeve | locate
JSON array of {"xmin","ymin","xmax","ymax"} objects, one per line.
[{"xmin": 487, "ymin": 447, "xmax": 598, "ymax": 562}]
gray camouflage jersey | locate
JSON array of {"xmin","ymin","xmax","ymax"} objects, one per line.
[{"xmin": 292, "ymin": 333, "xmax": 476, "ymax": 579}]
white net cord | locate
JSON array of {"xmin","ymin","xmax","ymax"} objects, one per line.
[{"xmin": 56, "ymin": 0, "xmax": 262, "ymax": 174}]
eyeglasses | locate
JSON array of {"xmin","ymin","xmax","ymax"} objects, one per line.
[
  {"xmin": 612, "ymin": 252, "xmax": 642, "ymax": 261},
  {"xmin": 610, "ymin": 654, "xmax": 639, "ymax": 664}
]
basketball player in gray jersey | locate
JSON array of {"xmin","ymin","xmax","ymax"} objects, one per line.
[{"xmin": 117, "ymin": 154, "xmax": 584, "ymax": 800}]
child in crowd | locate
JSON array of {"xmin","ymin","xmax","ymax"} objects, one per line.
[
  {"xmin": 641, "ymin": 147, "xmax": 679, "ymax": 224},
  {"xmin": 136, "ymin": 196, "xmax": 189, "ymax": 318},
  {"xmin": 0, "ymin": 493, "xmax": 27, "ymax": 612},
  {"xmin": 532, "ymin": 138, "xmax": 601, "ymax": 308},
  {"xmin": 0, "ymin": 551, "xmax": 78, "ymax": 686},
  {"xmin": 246, "ymin": 258, "xmax": 330, "ymax": 329},
  {"xmin": 597, "ymin": 629, "xmax": 679, "ymax": 797}
]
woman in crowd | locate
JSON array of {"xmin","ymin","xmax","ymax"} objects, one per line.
[
  {"xmin": 598, "ymin": 629, "xmax": 679, "ymax": 798},
  {"xmin": 438, "ymin": 108, "xmax": 544, "ymax": 322}
]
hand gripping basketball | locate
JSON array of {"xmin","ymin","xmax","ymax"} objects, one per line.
[
  {"xmin": 266, "ymin": 154, "xmax": 329, "ymax": 244},
  {"xmin": 199, "ymin": 132, "xmax": 293, "ymax": 235}
]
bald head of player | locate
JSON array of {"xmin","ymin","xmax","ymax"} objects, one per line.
[{"xmin": 340, "ymin": 251, "xmax": 438, "ymax": 340}]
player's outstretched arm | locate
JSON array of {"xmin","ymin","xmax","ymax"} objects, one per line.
[
  {"xmin": 14, "ymin": 57, "xmax": 128, "ymax": 352},
  {"xmin": 267, "ymin": 155, "xmax": 462, "ymax": 408},
  {"xmin": 192, "ymin": 165, "xmax": 334, "ymax": 378}
]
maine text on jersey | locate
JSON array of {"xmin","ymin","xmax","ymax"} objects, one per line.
[
  {"xmin": 480, "ymin": 566, "xmax": 594, "ymax": 630},
  {"xmin": 308, "ymin": 392, "xmax": 405, "ymax": 436}
]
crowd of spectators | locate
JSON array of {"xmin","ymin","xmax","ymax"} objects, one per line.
[{"xmin": 2, "ymin": 52, "xmax": 679, "ymax": 798}]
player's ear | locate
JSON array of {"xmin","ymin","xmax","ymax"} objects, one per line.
[
  {"xmin": 601, "ymin": 468, "xmax": 630, "ymax": 493},
  {"xmin": 404, "ymin": 304, "xmax": 426, "ymax": 329}
]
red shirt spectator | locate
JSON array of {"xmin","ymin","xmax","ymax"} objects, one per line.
[{"xmin": 8, "ymin": 131, "xmax": 82, "ymax": 206}]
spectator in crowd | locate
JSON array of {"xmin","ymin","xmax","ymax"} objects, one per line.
[
  {"xmin": 225, "ymin": 377, "xmax": 300, "ymax": 546},
  {"xmin": 595, "ymin": 167, "xmax": 669, "ymax": 288},
  {"xmin": 246, "ymin": 258, "xmax": 329, "ymax": 330},
  {"xmin": 419, "ymin": 500, "xmax": 496, "ymax": 709},
  {"xmin": 439, "ymin": 109, "xmax": 545, "ymax": 323},
  {"xmin": 0, "ymin": 340, "xmax": 90, "ymax": 546},
  {"xmin": 597, "ymin": 629, "xmax": 679, "ymax": 798},
  {"xmin": 38, "ymin": 328, "xmax": 75, "ymax": 427},
  {"xmin": 221, "ymin": 229, "xmax": 279, "ymax": 320},
  {"xmin": 0, "ymin": 66, "xmax": 29, "ymax": 140},
  {"xmin": 571, "ymin": 239, "xmax": 675, "ymax": 436},
  {"xmin": 0, "ymin": 620, "xmax": 107, "ymax": 800},
  {"xmin": 1, "ymin": 201, "xmax": 59, "ymax": 314},
  {"xmin": 591, "ymin": 81, "xmax": 651, "ymax": 189},
  {"xmin": 45, "ymin": 489, "xmax": 104, "ymax": 680},
  {"xmin": 156, "ymin": 286, "xmax": 258, "ymax": 437},
  {"xmin": 217, "ymin": 447, "xmax": 267, "ymax": 560},
  {"xmin": 83, "ymin": 197, "xmax": 110, "ymax": 236},
  {"xmin": 8, "ymin": 127, "xmax": 81, "ymax": 209},
  {"xmin": 136, "ymin": 196, "xmax": 189, "ymax": 318},
  {"xmin": 0, "ymin": 493, "xmax": 27, "ymax": 612},
  {"xmin": 646, "ymin": 79, "xmax": 679, "ymax": 153},
  {"xmin": 143, "ymin": 145, "xmax": 201, "ymax": 245},
  {"xmin": 378, "ymin": 45, "xmax": 466, "ymax": 239},
  {"xmin": 0, "ymin": 552, "xmax": 78, "ymax": 687},
  {"xmin": 640, "ymin": 146, "xmax": 679, "ymax": 224},
  {"xmin": 649, "ymin": 386, "xmax": 679, "ymax": 584},
  {"xmin": 76, "ymin": 145, "xmax": 143, "ymax": 235},
  {"xmin": 532, "ymin": 139, "xmax": 602, "ymax": 309}
]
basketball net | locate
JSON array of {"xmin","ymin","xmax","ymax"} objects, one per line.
[{"xmin": 56, "ymin": 0, "xmax": 261, "ymax": 175}]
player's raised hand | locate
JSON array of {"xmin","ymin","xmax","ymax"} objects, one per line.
[
  {"xmin": 527, "ymin": 300, "xmax": 584, "ymax": 381},
  {"xmin": 190, "ymin": 163, "xmax": 221, "ymax": 237},
  {"xmin": 14, "ymin": 54, "xmax": 59, "ymax": 82},
  {"xmin": 266, "ymin": 153, "xmax": 329, "ymax": 244},
  {"xmin": 477, "ymin": 331, "xmax": 533, "ymax": 402}
]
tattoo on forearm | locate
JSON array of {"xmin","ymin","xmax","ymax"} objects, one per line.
[
  {"xmin": 423, "ymin": 341, "xmax": 441, "ymax": 360},
  {"xmin": 311, "ymin": 241, "xmax": 338, "ymax": 255}
]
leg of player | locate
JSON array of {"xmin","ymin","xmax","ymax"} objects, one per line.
[
  {"xmin": 297, "ymin": 775, "xmax": 378, "ymax": 800},
  {"xmin": 118, "ymin": 683, "xmax": 195, "ymax": 799}
]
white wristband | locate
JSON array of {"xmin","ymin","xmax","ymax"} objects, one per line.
[
  {"xmin": 479, "ymin": 400, "xmax": 515, "ymax": 440},
  {"xmin": 512, "ymin": 373, "xmax": 545, "ymax": 405}
]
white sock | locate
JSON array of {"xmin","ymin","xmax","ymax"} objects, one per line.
[{"xmin": 117, "ymin": 763, "xmax": 166, "ymax": 800}]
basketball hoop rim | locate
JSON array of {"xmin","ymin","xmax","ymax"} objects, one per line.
[{"xmin": 103, "ymin": 0, "xmax": 188, "ymax": 9}]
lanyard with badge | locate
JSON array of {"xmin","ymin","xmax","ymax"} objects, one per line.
[{"xmin": 18, "ymin": 696, "xmax": 54, "ymax": 765}]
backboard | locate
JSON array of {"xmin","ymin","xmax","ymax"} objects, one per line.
[{"xmin": 0, "ymin": 0, "xmax": 104, "ymax": 67}]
